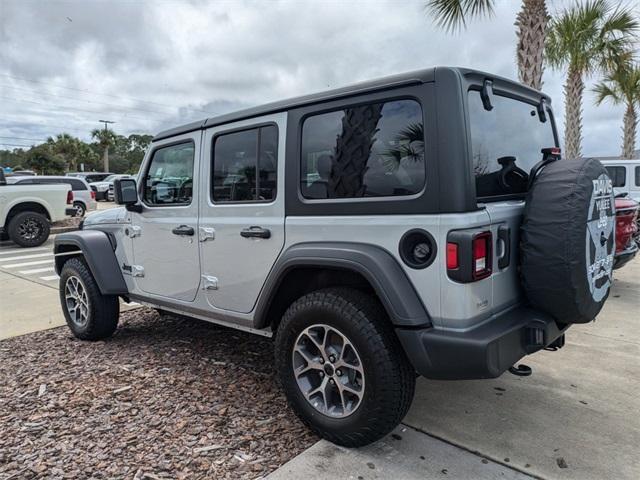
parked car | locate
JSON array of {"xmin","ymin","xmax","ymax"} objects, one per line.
[
  {"xmin": 613, "ymin": 196, "xmax": 639, "ymax": 269},
  {"xmin": 7, "ymin": 175, "xmax": 97, "ymax": 217},
  {"xmin": 67, "ymin": 172, "xmax": 113, "ymax": 184},
  {"xmin": 602, "ymin": 159, "xmax": 640, "ymax": 202},
  {"xmin": 6, "ymin": 170, "xmax": 37, "ymax": 176},
  {"xmin": 90, "ymin": 174, "xmax": 133, "ymax": 201},
  {"xmin": 0, "ymin": 169, "xmax": 75, "ymax": 247},
  {"xmin": 54, "ymin": 67, "xmax": 616, "ymax": 447}
]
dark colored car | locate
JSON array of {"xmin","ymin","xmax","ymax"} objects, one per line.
[{"xmin": 614, "ymin": 196, "xmax": 639, "ymax": 269}]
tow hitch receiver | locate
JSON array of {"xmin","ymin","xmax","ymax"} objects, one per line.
[{"xmin": 524, "ymin": 322, "xmax": 546, "ymax": 353}]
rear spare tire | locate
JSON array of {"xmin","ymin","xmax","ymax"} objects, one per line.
[{"xmin": 521, "ymin": 158, "xmax": 615, "ymax": 324}]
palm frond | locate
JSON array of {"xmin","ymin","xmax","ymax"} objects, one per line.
[{"xmin": 424, "ymin": 0, "xmax": 494, "ymax": 33}]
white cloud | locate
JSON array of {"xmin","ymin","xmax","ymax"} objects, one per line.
[{"xmin": 0, "ymin": 0, "xmax": 637, "ymax": 157}]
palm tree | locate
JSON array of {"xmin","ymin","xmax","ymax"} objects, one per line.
[
  {"xmin": 425, "ymin": 0, "xmax": 550, "ymax": 90},
  {"xmin": 91, "ymin": 128, "xmax": 117, "ymax": 172},
  {"xmin": 546, "ymin": 0, "xmax": 638, "ymax": 160},
  {"xmin": 594, "ymin": 63, "xmax": 640, "ymax": 159}
]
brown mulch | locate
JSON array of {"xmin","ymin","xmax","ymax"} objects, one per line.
[{"xmin": 0, "ymin": 309, "xmax": 317, "ymax": 479}]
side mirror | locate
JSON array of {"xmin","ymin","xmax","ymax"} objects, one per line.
[{"xmin": 114, "ymin": 178, "xmax": 142, "ymax": 212}]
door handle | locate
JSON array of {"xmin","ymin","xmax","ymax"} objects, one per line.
[
  {"xmin": 497, "ymin": 225, "xmax": 511, "ymax": 269},
  {"xmin": 240, "ymin": 226, "xmax": 271, "ymax": 239},
  {"xmin": 172, "ymin": 225, "xmax": 195, "ymax": 236}
]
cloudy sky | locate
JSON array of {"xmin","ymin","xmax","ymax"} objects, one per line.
[{"xmin": 0, "ymin": 0, "xmax": 637, "ymax": 157}]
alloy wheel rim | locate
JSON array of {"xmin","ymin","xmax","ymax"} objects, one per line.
[
  {"xmin": 292, "ymin": 324, "xmax": 365, "ymax": 418},
  {"xmin": 64, "ymin": 276, "xmax": 89, "ymax": 327},
  {"xmin": 18, "ymin": 219, "xmax": 41, "ymax": 240}
]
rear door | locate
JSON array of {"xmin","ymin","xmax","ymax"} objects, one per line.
[
  {"xmin": 199, "ymin": 113, "xmax": 286, "ymax": 314},
  {"xmin": 466, "ymin": 86, "xmax": 558, "ymax": 313}
]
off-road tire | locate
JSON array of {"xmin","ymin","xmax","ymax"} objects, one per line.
[
  {"xmin": 8, "ymin": 211, "xmax": 50, "ymax": 247},
  {"xmin": 59, "ymin": 257, "xmax": 119, "ymax": 340},
  {"xmin": 73, "ymin": 201, "xmax": 86, "ymax": 217},
  {"xmin": 275, "ymin": 287, "xmax": 415, "ymax": 447}
]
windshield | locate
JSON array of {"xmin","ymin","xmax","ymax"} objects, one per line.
[
  {"xmin": 103, "ymin": 175, "xmax": 116, "ymax": 182},
  {"xmin": 468, "ymin": 90, "xmax": 557, "ymax": 199}
]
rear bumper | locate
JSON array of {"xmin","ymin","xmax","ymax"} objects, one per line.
[
  {"xmin": 614, "ymin": 242, "xmax": 638, "ymax": 269},
  {"xmin": 396, "ymin": 306, "xmax": 569, "ymax": 380}
]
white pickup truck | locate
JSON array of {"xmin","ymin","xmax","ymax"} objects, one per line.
[{"xmin": 0, "ymin": 170, "xmax": 75, "ymax": 247}]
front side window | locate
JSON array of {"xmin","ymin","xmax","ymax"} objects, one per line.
[
  {"xmin": 300, "ymin": 99, "xmax": 425, "ymax": 199},
  {"xmin": 143, "ymin": 142, "xmax": 195, "ymax": 205},
  {"xmin": 212, "ymin": 125, "xmax": 278, "ymax": 202},
  {"xmin": 468, "ymin": 91, "xmax": 557, "ymax": 198},
  {"xmin": 635, "ymin": 166, "xmax": 640, "ymax": 186},
  {"xmin": 605, "ymin": 166, "xmax": 626, "ymax": 187}
]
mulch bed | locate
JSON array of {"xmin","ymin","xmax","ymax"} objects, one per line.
[{"xmin": 0, "ymin": 309, "xmax": 317, "ymax": 479}]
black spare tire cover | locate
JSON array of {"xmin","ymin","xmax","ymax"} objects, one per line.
[{"xmin": 521, "ymin": 158, "xmax": 615, "ymax": 324}]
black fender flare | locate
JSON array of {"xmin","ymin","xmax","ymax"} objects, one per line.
[
  {"xmin": 54, "ymin": 230, "xmax": 128, "ymax": 295},
  {"xmin": 254, "ymin": 242, "xmax": 431, "ymax": 328}
]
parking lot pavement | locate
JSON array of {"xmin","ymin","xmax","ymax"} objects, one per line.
[
  {"xmin": 268, "ymin": 425, "xmax": 532, "ymax": 480},
  {"xmin": 0, "ymin": 235, "xmax": 139, "ymax": 340}
]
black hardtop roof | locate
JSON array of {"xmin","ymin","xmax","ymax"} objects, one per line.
[{"xmin": 153, "ymin": 66, "xmax": 546, "ymax": 142}]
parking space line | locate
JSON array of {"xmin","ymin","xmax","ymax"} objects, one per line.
[
  {"xmin": 0, "ymin": 247, "xmax": 50, "ymax": 255},
  {"xmin": 40, "ymin": 275, "xmax": 59, "ymax": 281},
  {"xmin": 0, "ymin": 253, "xmax": 53, "ymax": 263},
  {"xmin": 3, "ymin": 259, "xmax": 54, "ymax": 268},
  {"xmin": 19, "ymin": 267, "xmax": 55, "ymax": 274}
]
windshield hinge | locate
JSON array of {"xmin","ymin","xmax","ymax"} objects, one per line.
[
  {"xmin": 537, "ymin": 98, "xmax": 547, "ymax": 123},
  {"xmin": 481, "ymin": 79, "xmax": 494, "ymax": 111}
]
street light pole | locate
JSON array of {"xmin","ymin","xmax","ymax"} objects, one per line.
[{"xmin": 98, "ymin": 120, "xmax": 115, "ymax": 172}]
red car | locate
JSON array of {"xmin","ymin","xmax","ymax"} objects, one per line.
[{"xmin": 614, "ymin": 196, "xmax": 639, "ymax": 269}]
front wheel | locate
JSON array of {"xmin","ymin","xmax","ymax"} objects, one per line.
[
  {"xmin": 59, "ymin": 257, "xmax": 120, "ymax": 340},
  {"xmin": 8, "ymin": 211, "xmax": 50, "ymax": 247},
  {"xmin": 275, "ymin": 287, "xmax": 415, "ymax": 447}
]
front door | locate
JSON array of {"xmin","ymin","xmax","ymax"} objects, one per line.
[
  {"xmin": 199, "ymin": 114, "xmax": 286, "ymax": 313},
  {"xmin": 131, "ymin": 132, "xmax": 201, "ymax": 301}
]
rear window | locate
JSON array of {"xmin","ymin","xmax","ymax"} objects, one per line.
[
  {"xmin": 605, "ymin": 166, "xmax": 626, "ymax": 187},
  {"xmin": 300, "ymin": 99, "xmax": 425, "ymax": 199},
  {"xmin": 468, "ymin": 91, "xmax": 556, "ymax": 199}
]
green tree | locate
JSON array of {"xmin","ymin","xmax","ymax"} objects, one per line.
[
  {"xmin": 91, "ymin": 128, "xmax": 117, "ymax": 172},
  {"xmin": 546, "ymin": 0, "xmax": 638, "ymax": 159},
  {"xmin": 594, "ymin": 62, "xmax": 640, "ymax": 159},
  {"xmin": 425, "ymin": 0, "xmax": 551, "ymax": 90},
  {"xmin": 24, "ymin": 145, "xmax": 65, "ymax": 175},
  {"xmin": 45, "ymin": 133, "xmax": 99, "ymax": 172}
]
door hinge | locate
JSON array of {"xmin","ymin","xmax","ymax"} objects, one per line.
[
  {"xmin": 126, "ymin": 225, "xmax": 142, "ymax": 238},
  {"xmin": 201, "ymin": 275, "xmax": 219, "ymax": 290},
  {"xmin": 199, "ymin": 227, "xmax": 215, "ymax": 242}
]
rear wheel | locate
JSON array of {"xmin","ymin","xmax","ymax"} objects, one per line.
[
  {"xmin": 8, "ymin": 211, "xmax": 50, "ymax": 247},
  {"xmin": 275, "ymin": 287, "xmax": 415, "ymax": 447},
  {"xmin": 73, "ymin": 201, "xmax": 86, "ymax": 217},
  {"xmin": 59, "ymin": 257, "xmax": 119, "ymax": 340}
]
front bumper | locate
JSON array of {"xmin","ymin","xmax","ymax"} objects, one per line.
[
  {"xmin": 396, "ymin": 306, "xmax": 568, "ymax": 380},
  {"xmin": 613, "ymin": 242, "xmax": 638, "ymax": 270}
]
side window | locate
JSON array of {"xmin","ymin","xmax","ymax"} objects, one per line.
[
  {"xmin": 605, "ymin": 166, "xmax": 626, "ymax": 187},
  {"xmin": 212, "ymin": 125, "xmax": 278, "ymax": 202},
  {"xmin": 143, "ymin": 142, "xmax": 195, "ymax": 206},
  {"xmin": 300, "ymin": 99, "xmax": 425, "ymax": 199},
  {"xmin": 635, "ymin": 166, "xmax": 640, "ymax": 186},
  {"xmin": 69, "ymin": 179, "xmax": 87, "ymax": 190}
]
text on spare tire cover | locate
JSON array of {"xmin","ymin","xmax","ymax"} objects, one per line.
[{"xmin": 586, "ymin": 174, "xmax": 615, "ymax": 303}]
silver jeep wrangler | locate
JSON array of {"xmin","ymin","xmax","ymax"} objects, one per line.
[{"xmin": 55, "ymin": 67, "xmax": 616, "ymax": 447}]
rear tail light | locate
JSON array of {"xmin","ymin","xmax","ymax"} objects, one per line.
[
  {"xmin": 472, "ymin": 232, "xmax": 492, "ymax": 280},
  {"xmin": 446, "ymin": 242, "xmax": 459, "ymax": 269},
  {"xmin": 66, "ymin": 190, "xmax": 73, "ymax": 204},
  {"xmin": 90, "ymin": 190, "xmax": 96, "ymax": 200}
]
